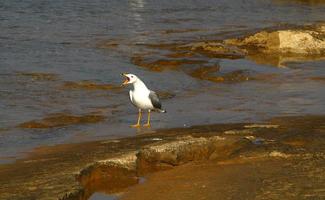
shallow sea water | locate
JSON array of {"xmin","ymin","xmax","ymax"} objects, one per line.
[{"xmin": 0, "ymin": 0, "xmax": 324, "ymax": 163}]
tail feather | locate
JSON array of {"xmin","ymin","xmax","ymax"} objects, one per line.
[{"xmin": 158, "ymin": 109, "xmax": 166, "ymax": 113}]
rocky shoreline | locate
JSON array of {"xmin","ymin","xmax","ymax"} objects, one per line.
[
  {"xmin": 0, "ymin": 115, "xmax": 324, "ymax": 200},
  {"xmin": 127, "ymin": 23, "xmax": 325, "ymax": 77}
]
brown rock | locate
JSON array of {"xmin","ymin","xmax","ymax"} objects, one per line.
[
  {"xmin": 77, "ymin": 153, "xmax": 138, "ymax": 199},
  {"xmin": 178, "ymin": 42, "xmax": 246, "ymax": 59},
  {"xmin": 136, "ymin": 136, "xmax": 250, "ymax": 175},
  {"xmin": 19, "ymin": 113, "xmax": 105, "ymax": 129},
  {"xmin": 62, "ymin": 81, "xmax": 121, "ymax": 91},
  {"xmin": 225, "ymin": 25, "xmax": 325, "ymax": 55},
  {"xmin": 131, "ymin": 55, "xmax": 207, "ymax": 72},
  {"xmin": 16, "ymin": 72, "xmax": 59, "ymax": 81}
]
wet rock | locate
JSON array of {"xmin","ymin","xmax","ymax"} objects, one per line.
[
  {"xmin": 131, "ymin": 55, "xmax": 207, "ymax": 72},
  {"xmin": 141, "ymin": 43, "xmax": 180, "ymax": 51},
  {"xmin": 244, "ymin": 136, "xmax": 265, "ymax": 145},
  {"xmin": 131, "ymin": 41, "xmax": 253, "ymax": 81},
  {"xmin": 224, "ymin": 129, "xmax": 253, "ymax": 135},
  {"xmin": 96, "ymin": 39, "xmax": 120, "ymax": 49},
  {"xmin": 136, "ymin": 136, "xmax": 250, "ymax": 175},
  {"xmin": 225, "ymin": 25, "xmax": 325, "ymax": 55},
  {"xmin": 19, "ymin": 113, "xmax": 105, "ymax": 129},
  {"xmin": 100, "ymin": 153, "xmax": 137, "ymax": 170},
  {"xmin": 62, "ymin": 81, "xmax": 121, "ymax": 91},
  {"xmin": 161, "ymin": 29, "xmax": 201, "ymax": 34},
  {"xmin": 310, "ymin": 76, "xmax": 325, "ymax": 82},
  {"xmin": 188, "ymin": 65, "xmax": 220, "ymax": 80},
  {"xmin": 202, "ymin": 69, "xmax": 252, "ymax": 83},
  {"xmin": 77, "ymin": 153, "xmax": 138, "ymax": 199},
  {"xmin": 282, "ymin": 140, "xmax": 306, "ymax": 147},
  {"xmin": 209, "ymin": 70, "xmax": 251, "ymax": 83},
  {"xmin": 140, "ymin": 40, "xmax": 246, "ymax": 60},
  {"xmin": 165, "ymin": 51, "xmax": 195, "ymax": 58},
  {"xmin": 16, "ymin": 72, "xmax": 59, "ymax": 81},
  {"xmin": 188, "ymin": 65, "xmax": 252, "ymax": 83},
  {"xmin": 244, "ymin": 124, "xmax": 279, "ymax": 129},
  {"xmin": 2, "ymin": 115, "xmax": 325, "ymax": 200},
  {"xmin": 132, "ymin": 50, "xmax": 254, "ymax": 83},
  {"xmin": 137, "ymin": 136, "xmax": 216, "ymax": 173},
  {"xmin": 269, "ymin": 151, "xmax": 291, "ymax": 158},
  {"xmin": 179, "ymin": 42, "xmax": 246, "ymax": 59}
]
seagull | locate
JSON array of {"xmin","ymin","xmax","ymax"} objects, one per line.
[{"xmin": 122, "ymin": 73, "xmax": 166, "ymax": 127}]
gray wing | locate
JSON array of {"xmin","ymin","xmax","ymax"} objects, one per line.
[{"xmin": 149, "ymin": 91, "xmax": 162, "ymax": 109}]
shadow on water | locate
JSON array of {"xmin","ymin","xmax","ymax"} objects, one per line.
[
  {"xmin": 78, "ymin": 165, "xmax": 139, "ymax": 200},
  {"xmin": 88, "ymin": 176, "xmax": 146, "ymax": 200}
]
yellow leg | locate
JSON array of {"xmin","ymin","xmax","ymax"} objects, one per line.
[
  {"xmin": 143, "ymin": 110, "xmax": 151, "ymax": 127},
  {"xmin": 131, "ymin": 109, "xmax": 141, "ymax": 128}
]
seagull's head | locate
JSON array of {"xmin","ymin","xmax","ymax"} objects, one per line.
[{"xmin": 121, "ymin": 73, "xmax": 138, "ymax": 85}]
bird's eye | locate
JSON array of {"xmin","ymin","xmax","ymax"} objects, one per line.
[{"xmin": 131, "ymin": 76, "xmax": 134, "ymax": 78}]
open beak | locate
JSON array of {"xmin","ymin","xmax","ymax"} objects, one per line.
[{"xmin": 121, "ymin": 73, "xmax": 130, "ymax": 85}]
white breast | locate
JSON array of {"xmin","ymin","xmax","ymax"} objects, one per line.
[{"xmin": 129, "ymin": 89, "xmax": 154, "ymax": 110}]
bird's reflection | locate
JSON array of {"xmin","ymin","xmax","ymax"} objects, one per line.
[{"xmin": 135, "ymin": 126, "xmax": 156, "ymax": 135}]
